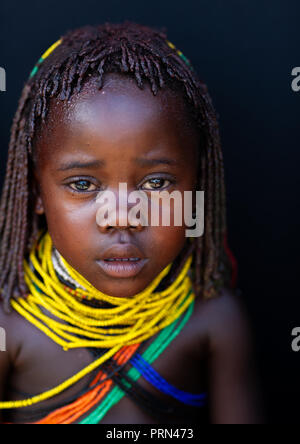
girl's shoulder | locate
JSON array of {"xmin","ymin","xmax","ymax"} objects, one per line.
[
  {"xmin": 0, "ymin": 300, "xmax": 25, "ymax": 362},
  {"xmin": 192, "ymin": 286, "xmax": 254, "ymax": 350},
  {"xmin": 0, "ymin": 300, "xmax": 22, "ymax": 411},
  {"xmin": 192, "ymin": 287, "xmax": 261, "ymax": 424}
]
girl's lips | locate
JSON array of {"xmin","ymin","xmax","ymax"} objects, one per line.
[{"xmin": 96, "ymin": 258, "xmax": 148, "ymax": 278}]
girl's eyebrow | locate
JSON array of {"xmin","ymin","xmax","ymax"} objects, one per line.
[
  {"xmin": 57, "ymin": 157, "xmax": 178, "ymax": 171},
  {"xmin": 57, "ymin": 160, "xmax": 105, "ymax": 171},
  {"xmin": 135, "ymin": 157, "xmax": 178, "ymax": 167}
]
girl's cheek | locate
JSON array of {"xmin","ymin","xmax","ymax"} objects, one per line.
[{"xmin": 151, "ymin": 226, "xmax": 187, "ymax": 251}]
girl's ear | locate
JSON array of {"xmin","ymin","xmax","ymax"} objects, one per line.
[
  {"xmin": 32, "ymin": 170, "xmax": 45, "ymax": 215},
  {"xmin": 35, "ymin": 195, "xmax": 45, "ymax": 215}
]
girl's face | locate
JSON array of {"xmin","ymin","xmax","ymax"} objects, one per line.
[{"xmin": 33, "ymin": 73, "xmax": 200, "ymax": 297}]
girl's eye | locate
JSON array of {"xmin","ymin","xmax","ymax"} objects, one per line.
[
  {"xmin": 68, "ymin": 180, "xmax": 97, "ymax": 193},
  {"xmin": 65, "ymin": 177, "xmax": 174, "ymax": 194},
  {"xmin": 141, "ymin": 178, "xmax": 172, "ymax": 191}
]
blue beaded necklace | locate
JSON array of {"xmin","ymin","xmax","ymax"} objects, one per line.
[{"xmin": 130, "ymin": 353, "xmax": 207, "ymax": 407}]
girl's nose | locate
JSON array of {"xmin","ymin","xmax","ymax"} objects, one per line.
[
  {"xmin": 98, "ymin": 218, "xmax": 144, "ymax": 234},
  {"xmin": 96, "ymin": 200, "xmax": 145, "ymax": 234},
  {"xmin": 95, "ymin": 186, "xmax": 148, "ymax": 234}
]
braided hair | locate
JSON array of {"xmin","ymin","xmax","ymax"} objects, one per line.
[{"xmin": 0, "ymin": 21, "xmax": 236, "ymax": 313}]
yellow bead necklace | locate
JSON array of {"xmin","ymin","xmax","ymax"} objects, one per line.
[{"xmin": 0, "ymin": 230, "xmax": 195, "ymax": 410}]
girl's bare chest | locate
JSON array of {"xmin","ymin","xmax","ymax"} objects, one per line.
[{"xmin": 7, "ymin": 307, "xmax": 209, "ymax": 423}]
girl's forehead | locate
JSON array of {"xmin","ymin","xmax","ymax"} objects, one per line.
[
  {"xmin": 71, "ymin": 75, "xmax": 189, "ymax": 124},
  {"xmin": 71, "ymin": 87, "xmax": 166, "ymax": 132},
  {"xmin": 35, "ymin": 74, "xmax": 200, "ymax": 168}
]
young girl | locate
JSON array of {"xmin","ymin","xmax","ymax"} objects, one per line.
[{"xmin": 0, "ymin": 22, "xmax": 261, "ymax": 424}]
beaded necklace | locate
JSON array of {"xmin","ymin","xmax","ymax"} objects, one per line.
[
  {"xmin": 0, "ymin": 229, "xmax": 196, "ymax": 411},
  {"xmin": 51, "ymin": 246, "xmax": 88, "ymax": 291},
  {"xmin": 17, "ymin": 300, "xmax": 197, "ymax": 424}
]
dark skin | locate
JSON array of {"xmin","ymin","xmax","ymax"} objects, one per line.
[{"xmin": 0, "ymin": 74, "xmax": 263, "ymax": 423}]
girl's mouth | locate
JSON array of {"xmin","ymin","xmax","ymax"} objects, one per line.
[{"xmin": 96, "ymin": 258, "xmax": 148, "ymax": 278}]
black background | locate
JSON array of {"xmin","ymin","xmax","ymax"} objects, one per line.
[{"xmin": 0, "ymin": 0, "xmax": 299, "ymax": 424}]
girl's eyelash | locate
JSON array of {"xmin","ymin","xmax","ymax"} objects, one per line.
[
  {"xmin": 140, "ymin": 177, "xmax": 174, "ymax": 190},
  {"xmin": 65, "ymin": 179, "xmax": 99, "ymax": 194},
  {"xmin": 140, "ymin": 174, "xmax": 176, "ymax": 190},
  {"xmin": 64, "ymin": 176, "xmax": 176, "ymax": 195}
]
